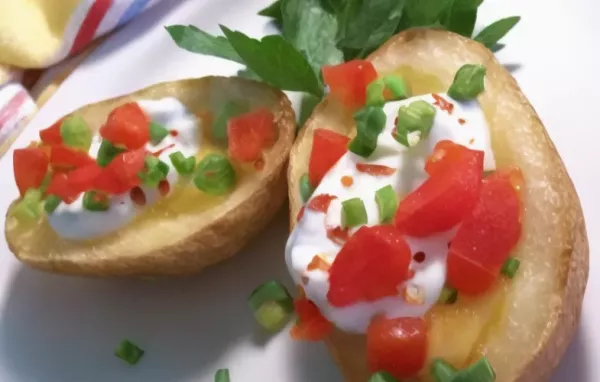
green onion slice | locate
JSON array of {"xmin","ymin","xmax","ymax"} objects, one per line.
[
  {"xmin": 375, "ymin": 185, "xmax": 398, "ymax": 224},
  {"xmin": 368, "ymin": 371, "xmax": 398, "ymax": 382},
  {"xmin": 394, "ymin": 100, "xmax": 436, "ymax": 147},
  {"xmin": 299, "ymin": 173, "xmax": 315, "ymax": 203},
  {"xmin": 214, "ymin": 369, "xmax": 230, "ymax": 382},
  {"xmin": 12, "ymin": 188, "xmax": 43, "ymax": 221},
  {"xmin": 253, "ymin": 300, "xmax": 292, "ymax": 332},
  {"xmin": 44, "ymin": 195, "xmax": 62, "ymax": 214},
  {"xmin": 149, "ymin": 121, "xmax": 169, "ymax": 145},
  {"xmin": 501, "ymin": 257, "xmax": 520, "ymax": 279},
  {"xmin": 248, "ymin": 280, "xmax": 293, "ymax": 311},
  {"xmin": 193, "ymin": 153, "xmax": 236, "ymax": 196},
  {"xmin": 383, "ymin": 75, "xmax": 410, "ymax": 100},
  {"xmin": 97, "ymin": 140, "xmax": 125, "ymax": 167},
  {"xmin": 348, "ymin": 106, "xmax": 387, "ymax": 158},
  {"xmin": 138, "ymin": 156, "xmax": 168, "ymax": 187},
  {"xmin": 213, "ymin": 101, "xmax": 249, "ymax": 143},
  {"xmin": 452, "ymin": 357, "xmax": 496, "ymax": 382},
  {"xmin": 82, "ymin": 191, "xmax": 110, "ymax": 212},
  {"xmin": 438, "ymin": 286, "xmax": 458, "ymax": 304},
  {"xmin": 248, "ymin": 281, "xmax": 294, "ymax": 332},
  {"xmin": 366, "ymin": 78, "xmax": 386, "ymax": 106},
  {"xmin": 169, "ymin": 151, "xmax": 196, "ymax": 175},
  {"xmin": 114, "ymin": 339, "xmax": 145, "ymax": 365},
  {"xmin": 60, "ymin": 115, "xmax": 92, "ymax": 151},
  {"xmin": 448, "ymin": 64, "xmax": 487, "ymax": 101},
  {"xmin": 430, "ymin": 358, "xmax": 458, "ymax": 382},
  {"xmin": 341, "ymin": 197, "xmax": 368, "ymax": 228}
]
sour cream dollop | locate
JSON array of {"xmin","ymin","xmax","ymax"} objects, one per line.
[
  {"xmin": 47, "ymin": 98, "xmax": 201, "ymax": 240},
  {"xmin": 285, "ymin": 94, "xmax": 496, "ymax": 333}
]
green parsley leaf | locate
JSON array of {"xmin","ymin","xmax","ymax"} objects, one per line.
[
  {"xmin": 258, "ymin": 1, "xmax": 283, "ymax": 25},
  {"xmin": 445, "ymin": 8, "xmax": 477, "ymax": 37},
  {"xmin": 165, "ymin": 25, "xmax": 243, "ymax": 64},
  {"xmin": 281, "ymin": 0, "xmax": 344, "ymax": 75},
  {"xmin": 299, "ymin": 93, "xmax": 320, "ymax": 127},
  {"xmin": 322, "ymin": 0, "xmax": 345, "ymax": 14},
  {"xmin": 220, "ymin": 26, "xmax": 323, "ymax": 96},
  {"xmin": 237, "ymin": 67, "xmax": 262, "ymax": 81},
  {"xmin": 337, "ymin": 0, "xmax": 406, "ymax": 56},
  {"xmin": 399, "ymin": 0, "xmax": 452, "ymax": 28},
  {"xmin": 474, "ymin": 16, "xmax": 521, "ymax": 48},
  {"xmin": 451, "ymin": 0, "xmax": 484, "ymax": 11}
]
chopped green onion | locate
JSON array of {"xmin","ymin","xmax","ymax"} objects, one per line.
[
  {"xmin": 383, "ymin": 75, "xmax": 410, "ymax": 100},
  {"xmin": 44, "ymin": 195, "xmax": 62, "ymax": 214},
  {"xmin": 193, "ymin": 154, "xmax": 236, "ymax": 196},
  {"xmin": 366, "ymin": 78, "xmax": 386, "ymax": 106},
  {"xmin": 448, "ymin": 64, "xmax": 487, "ymax": 101},
  {"xmin": 39, "ymin": 172, "xmax": 52, "ymax": 194},
  {"xmin": 213, "ymin": 101, "xmax": 248, "ymax": 143},
  {"xmin": 438, "ymin": 286, "xmax": 458, "ymax": 304},
  {"xmin": 375, "ymin": 185, "xmax": 398, "ymax": 224},
  {"xmin": 348, "ymin": 106, "xmax": 387, "ymax": 158},
  {"xmin": 299, "ymin": 173, "xmax": 314, "ymax": 203},
  {"xmin": 368, "ymin": 371, "xmax": 398, "ymax": 382},
  {"xmin": 60, "ymin": 115, "xmax": 92, "ymax": 151},
  {"xmin": 214, "ymin": 369, "xmax": 230, "ymax": 382},
  {"xmin": 501, "ymin": 257, "xmax": 520, "ymax": 279},
  {"xmin": 149, "ymin": 121, "xmax": 169, "ymax": 145},
  {"xmin": 430, "ymin": 358, "xmax": 458, "ymax": 382},
  {"xmin": 114, "ymin": 339, "xmax": 145, "ymax": 365},
  {"xmin": 158, "ymin": 160, "xmax": 170, "ymax": 177},
  {"xmin": 253, "ymin": 300, "xmax": 292, "ymax": 332},
  {"xmin": 82, "ymin": 191, "xmax": 109, "ymax": 212},
  {"xmin": 248, "ymin": 281, "xmax": 294, "ymax": 332},
  {"xmin": 12, "ymin": 188, "xmax": 43, "ymax": 221},
  {"xmin": 97, "ymin": 140, "xmax": 125, "ymax": 167},
  {"xmin": 138, "ymin": 156, "xmax": 168, "ymax": 187},
  {"xmin": 341, "ymin": 198, "xmax": 368, "ymax": 228},
  {"xmin": 453, "ymin": 357, "xmax": 496, "ymax": 382},
  {"xmin": 169, "ymin": 151, "xmax": 196, "ymax": 175},
  {"xmin": 394, "ymin": 100, "xmax": 436, "ymax": 147},
  {"xmin": 248, "ymin": 280, "xmax": 293, "ymax": 311}
]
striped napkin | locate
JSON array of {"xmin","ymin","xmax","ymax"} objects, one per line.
[{"xmin": 0, "ymin": 0, "xmax": 160, "ymax": 157}]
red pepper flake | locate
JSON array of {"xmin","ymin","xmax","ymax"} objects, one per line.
[
  {"xmin": 158, "ymin": 180, "xmax": 170, "ymax": 197},
  {"xmin": 307, "ymin": 194, "xmax": 337, "ymax": 213},
  {"xmin": 296, "ymin": 206, "xmax": 306, "ymax": 222},
  {"xmin": 413, "ymin": 251, "xmax": 426, "ymax": 263},
  {"xmin": 327, "ymin": 227, "xmax": 350, "ymax": 245},
  {"xmin": 153, "ymin": 143, "xmax": 175, "ymax": 157},
  {"xmin": 169, "ymin": 130, "xmax": 178, "ymax": 137},
  {"xmin": 92, "ymin": 192, "xmax": 108, "ymax": 204},
  {"xmin": 432, "ymin": 94, "xmax": 454, "ymax": 115},
  {"xmin": 130, "ymin": 187, "xmax": 146, "ymax": 206},
  {"xmin": 254, "ymin": 157, "xmax": 265, "ymax": 171},
  {"xmin": 469, "ymin": 138, "xmax": 475, "ymax": 145},
  {"xmin": 301, "ymin": 275, "xmax": 310, "ymax": 285},
  {"xmin": 458, "ymin": 118, "xmax": 467, "ymax": 125},
  {"xmin": 341, "ymin": 175, "xmax": 354, "ymax": 187},
  {"xmin": 307, "ymin": 255, "xmax": 331, "ymax": 272},
  {"xmin": 356, "ymin": 163, "xmax": 397, "ymax": 176}
]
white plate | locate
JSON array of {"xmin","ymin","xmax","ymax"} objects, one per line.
[{"xmin": 0, "ymin": 0, "xmax": 598, "ymax": 381}]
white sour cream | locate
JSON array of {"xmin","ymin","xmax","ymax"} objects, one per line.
[
  {"xmin": 47, "ymin": 98, "xmax": 201, "ymax": 240},
  {"xmin": 285, "ymin": 94, "xmax": 496, "ymax": 333}
]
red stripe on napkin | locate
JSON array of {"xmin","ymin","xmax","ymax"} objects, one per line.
[
  {"xmin": 0, "ymin": 91, "xmax": 28, "ymax": 129},
  {"xmin": 69, "ymin": 0, "xmax": 114, "ymax": 55}
]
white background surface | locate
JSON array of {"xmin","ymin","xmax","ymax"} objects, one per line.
[{"xmin": 0, "ymin": 0, "xmax": 597, "ymax": 381}]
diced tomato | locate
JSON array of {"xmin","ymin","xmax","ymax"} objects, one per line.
[
  {"xmin": 290, "ymin": 297, "xmax": 333, "ymax": 341},
  {"xmin": 46, "ymin": 173, "xmax": 80, "ymax": 204},
  {"xmin": 356, "ymin": 163, "xmax": 397, "ymax": 176},
  {"xmin": 99, "ymin": 102, "xmax": 150, "ymax": 150},
  {"xmin": 367, "ymin": 316, "xmax": 428, "ymax": 379},
  {"xmin": 39, "ymin": 119, "xmax": 63, "ymax": 145},
  {"xmin": 307, "ymin": 194, "xmax": 337, "ymax": 213},
  {"xmin": 447, "ymin": 167, "xmax": 523, "ymax": 295},
  {"xmin": 308, "ymin": 129, "xmax": 350, "ymax": 187},
  {"xmin": 67, "ymin": 163, "xmax": 103, "ymax": 194},
  {"xmin": 327, "ymin": 226, "xmax": 350, "ymax": 245},
  {"xmin": 322, "ymin": 60, "xmax": 378, "ymax": 109},
  {"xmin": 49, "ymin": 145, "xmax": 95, "ymax": 170},
  {"xmin": 425, "ymin": 140, "xmax": 464, "ymax": 176},
  {"xmin": 13, "ymin": 147, "xmax": 49, "ymax": 196},
  {"xmin": 228, "ymin": 108, "xmax": 276, "ymax": 163},
  {"xmin": 94, "ymin": 148, "xmax": 147, "ymax": 194},
  {"xmin": 327, "ymin": 225, "xmax": 412, "ymax": 307},
  {"xmin": 395, "ymin": 141, "xmax": 484, "ymax": 237}
]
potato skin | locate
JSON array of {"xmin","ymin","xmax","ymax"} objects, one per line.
[
  {"xmin": 6, "ymin": 76, "xmax": 296, "ymax": 277},
  {"xmin": 287, "ymin": 29, "xmax": 588, "ymax": 381}
]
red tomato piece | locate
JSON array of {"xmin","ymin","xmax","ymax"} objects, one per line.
[
  {"xmin": 395, "ymin": 141, "xmax": 484, "ymax": 237},
  {"xmin": 290, "ymin": 297, "xmax": 333, "ymax": 341},
  {"xmin": 327, "ymin": 225, "xmax": 412, "ymax": 307},
  {"xmin": 46, "ymin": 173, "xmax": 80, "ymax": 204},
  {"xmin": 322, "ymin": 60, "xmax": 378, "ymax": 110},
  {"xmin": 94, "ymin": 148, "xmax": 146, "ymax": 194},
  {"xmin": 307, "ymin": 194, "xmax": 337, "ymax": 213},
  {"xmin": 228, "ymin": 108, "xmax": 276, "ymax": 163},
  {"xmin": 67, "ymin": 163, "xmax": 103, "ymax": 194},
  {"xmin": 447, "ymin": 167, "xmax": 523, "ymax": 295},
  {"xmin": 49, "ymin": 145, "xmax": 95, "ymax": 170},
  {"xmin": 425, "ymin": 140, "xmax": 464, "ymax": 176},
  {"xmin": 367, "ymin": 316, "xmax": 428, "ymax": 379},
  {"xmin": 39, "ymin": 119, "xmax": 63, "ymax": 145},
  {"xmin": 356, "ymin": 163, "xmax": 397, "ymax": 176},
  {"xmin": 100, "ymin": 102, "xmax": 150, "ymax": 150},
  {"xmin": 13, "ymin": 147, "xmax": 49, "ymax": 196},
  {"xmin": 308, "ymin": 129, "xmax": 350, "ymax": 187}
]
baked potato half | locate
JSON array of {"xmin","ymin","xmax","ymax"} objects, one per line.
[
  {"xmin": 6, "ymin": 76, "xmax": 296, "ymax": 277},
  {"xmin": 287, "ymin": 29, "xmax": 588, "ymax": 381}
]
